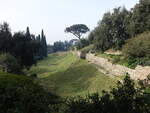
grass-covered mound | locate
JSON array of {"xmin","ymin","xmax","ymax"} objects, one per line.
[
  {"xmin": 28, "ymin": 52, "xmax": 117, "ymax": 97},
  {"xmin": 0, "ymin": 72, "xmax": 58, "ymax": 113}
]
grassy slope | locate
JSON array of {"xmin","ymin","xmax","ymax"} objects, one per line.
[{"xmin": 28, "ymin": 52, "xmax": 117, "ymax": 97}]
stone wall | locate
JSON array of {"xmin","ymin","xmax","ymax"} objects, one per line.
[{"xmin": 75, "ymin": 51, "xmax": 150, "ymax": 80}]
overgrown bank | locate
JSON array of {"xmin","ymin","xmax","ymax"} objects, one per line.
[{"xmin": 74, "ymin": 0, "xmax": 150, "ymax": 69}]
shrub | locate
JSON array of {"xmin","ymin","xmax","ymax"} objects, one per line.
[
  {"xmin": 111, "ymin": 55, "xmax": 121, "ymax": 64},
  {"xmin": 123, "ymin": 32, "xmax": 150, "ymax": 58},
  {"xmin": 0, "ymin": 53, "xmax": 21, "ymax": 74},
  {"xmin": 80, "ymin": 45, "xmax": 94, "ymax": 53},
  {"xmin": 62, "ymin": 76, "xmax": 150, "ymax": 113},
  {"xmin": 76, "ymin": 38, "xmax": 90, "ymax": 50},
  {"xmin": 122, "ymin": 32, "xmax": 150, "ymax": 66},
  {"xmin": 0, "ymin": 72, "xmax": 59, "ymax": 113}
]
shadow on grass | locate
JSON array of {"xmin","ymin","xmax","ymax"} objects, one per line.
[{"xmin": 40, "ymin": 62, "xmax": 98, "ymax": 96}]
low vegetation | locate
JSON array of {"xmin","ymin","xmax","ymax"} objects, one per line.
[
  {"xmin": 0, "ymin": 72, "xmax": 59, "ymax": 113},
  {"xmin": 122, "ymin": 32, "xmax": 150, "ymax": 66},
  {"xmin": 28, "ymin": 52, "xmax": 117, "ymax": 96},
  {"xmin": 61, "ymin": 76, "xmax": 150, "ymax": 113},
  {"xmin": 96, "ymin": 53, "xmax": 139, "ymax": 69},
  {"xmin": 80, "ymin": 44, "xmax": 94, "ymax": 53},
  {"xmin": 0, "ymin": 0, "xmax": 150, "ymax": 112},
  {"xmin": 0, "ymin": 53, "xmax": 21, "ymax": 73}
]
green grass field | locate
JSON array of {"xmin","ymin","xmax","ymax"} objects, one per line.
[{"xmin": 28, "ymin": 52, "xmax": 118, "ymax": 97}]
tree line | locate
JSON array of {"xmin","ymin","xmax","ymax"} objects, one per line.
[
  {"xmin": 47, "ymin": 40, "xmax": 74, "ymax": 53},
  {"xmin": 87, "ymin": 0, "xmax": 150, "ymax": 51},
  {"xmin": 74, "ymin": 0, "xmax": 150, "ymax": 67},
  {"xmin": 0, "ymin": 22, "xmax": 47, "ymax": 73}
]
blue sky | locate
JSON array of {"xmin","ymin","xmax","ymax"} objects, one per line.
[{"xmin": 0, "ymin": 0, "xmax": 138, "ymax": 44}]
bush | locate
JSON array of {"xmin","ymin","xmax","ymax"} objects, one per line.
[
  {"xmin": 62, "ymin": 76, "xmax": 150, "ymax": 113},
  {"xmin": 111, "ymin": 55, "xmax": 121, "ymax": 64},
  {"xmin": 76, "ymin": 38, "xmax": 90, "ymax": 50},
  {"xmin": 122, "ymin": 32, "xmax": 150, "ymax": 66},
  {"xmin": 123, "ymin": 32, "xmax": 150, "ymax": 58},
  {"xmin": 80, "ymin": 45, "xmax": 94, "ymax": 53},
  {"xmin": 0, "ymin": 72, "xmax": 59, "ymax": 113},
  {"xmin": 0, "ymin": 53, "xmax": 21, "ymax": 74}
]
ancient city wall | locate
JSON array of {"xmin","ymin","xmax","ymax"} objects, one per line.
[{"xmin": 75, "ymin": 51, "xmax": 150, "ymax": 80}]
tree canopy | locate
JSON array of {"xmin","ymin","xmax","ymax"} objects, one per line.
[
  {"xmin": 65, "ymin": 24, "xmax": 90, "ymax": 39},
  {"xmin": 80, "ymin": 0, "xmax": 150, "ymax": 52},
  {"xmin": 0, "ymin": 22, "xmax": 48, "ymax": 72}
]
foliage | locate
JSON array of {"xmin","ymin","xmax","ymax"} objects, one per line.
[
  {"xmin": 0, "ymin": 22, "xmax": 12, "ymax": 53},
  {"xmin": 96, "ymin": 53, "xmax": 145, "ymax": 69},
  {"xmin": 128, "ymin": 0, "xmax": 150, "ymax": 37},
  {"xmin": 76, "ymin": 38, "xmax": 90, "ymax": 50},
  {"xmin": 53, "ymin": 41, "xmax": 72, "ymax": 52},
  {"xmin": 92, "ymin": 7, "xmax": 130, "ymax": 51},
  {"xmin": 65, "ymin": 24, "xmax": 90, "ymax": 39},
  {"xmin": 12, "ymin": 31, "xmax": 35, "ymax": 69},
  {"xmin": 62, "ymin": 76, "xmax": 150, "ymax": 113},
  {"xmin": 88, "ymin": 31, "xmax": 95, "ymax": 44},
  {"xmin": 0, "ymin": 53, "xmax": 21, "ymax": 74},
  {"xmin": 87, "ymin": 0, "xmax": 150, "ymax": 52},
  {"xmin": 0, "ymin": 72, "xmax": 59, "ymax": 113},
  {"xmin": 122, "ymin": 32, "xmax": 150, "ymax": 66},
  {"xmin": 47, "ymin": 44, "xmax": 54, "ymax": 53},
  {"xmin": 0, "ymin": 22, "xmax": 48, "ymax": 70},
  {"xmin": 80, "ymin": 44, "xmax": 94, "ymax": 53},
  {"xmin": 123, "ymin": 32, "xmax": 150, "ymax": 58},
  {"xmin": 41, "ymin": 30, "xmax": 48, "ymax": 57}
]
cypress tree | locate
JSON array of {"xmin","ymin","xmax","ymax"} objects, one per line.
[
  {"xmin": 25, "ymin": 27, "xmax": 31, "ymax": 40},
  {"xmin": 41, "ymin": 30, "xmax": 47, "ymax": 57},
  {"xmin": 35, "ymin": 35, "xmax": 43, "ymax": 59},
  {"xmin": 0, "ymin": 22, "xmax": 12, "ymax": 53},
  {"xmin": 23, "ymin": 27, "xmax": 35, "ymax": 68}
]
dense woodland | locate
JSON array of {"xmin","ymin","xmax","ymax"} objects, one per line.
[
  {"xmin": 0, "ymin": 22, "xmax": 47, "ymax": 73},
  {"xmin": 88, "ymin": 0, "xmax": 150, "ymax": 50},
  {"xmin": 0, "ymin": 0, "xmax": 150, "ymax": 113},
  {"xmin": 76, "ymin": 0, "xmax": 150, "ymax": 67}
]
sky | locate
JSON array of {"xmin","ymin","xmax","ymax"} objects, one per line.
[{"xmin": 0, "ymin": 0, "xmax": 139, "ymax": 44}]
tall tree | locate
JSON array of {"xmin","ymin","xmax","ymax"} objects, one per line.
[
  {"xmin": 41, "ymin": 30, "xmax": 47, "ymax": 57},
  {"xmin": 12, "ymin": 31, "xmax": 35, "ymax": 69},
  {"xmin": 65, "ymin": 24, "xmax": 90, "ymax": 39},
  {"xmin": 92, "ymin": 7, "xmax": 130, "ymax": 51},
  {"xmin": 0, "ymin": 22, "xmax": 12, "ymax": 53},
  {"xmin": 25, "ymin": 27, "xmax": 31, "ymax": 40},
  {"xmin": 129, "ymin": 0, "xmax": 150, "ymax": 37},
  {"xmin": 111, "ymin": 7, "xmax": 130, "ymax": 49}
]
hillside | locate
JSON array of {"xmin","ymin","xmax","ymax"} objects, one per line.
[{"xmin": 28, "ymin": 52, "xmax": 118, "ymax": 97}]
